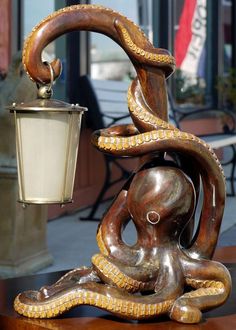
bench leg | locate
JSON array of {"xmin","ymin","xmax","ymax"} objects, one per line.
[{"xmin": 223, "ymin": 144, "xmax": 236, "ymax": 197}]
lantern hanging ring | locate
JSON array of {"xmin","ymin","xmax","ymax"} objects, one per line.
[{"xmin": 37, "ymin": 61, "xmax": 55, "ymax": 99}]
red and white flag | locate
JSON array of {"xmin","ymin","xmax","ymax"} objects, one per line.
[{"xmin": 174, "ymin": 0, "xmax": 207, "ymax": 77}]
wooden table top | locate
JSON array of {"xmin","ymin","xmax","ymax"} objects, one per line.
[{"xmin": 0, "ymin": 246, "xmax": 235, "ymax": 330}]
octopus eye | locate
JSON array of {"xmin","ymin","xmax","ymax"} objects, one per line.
[{"xmin": 146, "ymin": 211, "xmax": 160, "ymax": 225}]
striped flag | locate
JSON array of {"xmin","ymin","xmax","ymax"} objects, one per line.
[{"xmin": 174, "ymin": 0, "xmax": 207, "ymax": 77}]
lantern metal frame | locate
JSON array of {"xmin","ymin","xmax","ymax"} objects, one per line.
[{"xmin": 8, "ymin": 97, "xmax": 87, "ymax": 206}]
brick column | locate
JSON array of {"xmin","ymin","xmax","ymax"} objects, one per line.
[{"xmin": 0, "ymin": 0, "xmax": 11, "ymax": 77}]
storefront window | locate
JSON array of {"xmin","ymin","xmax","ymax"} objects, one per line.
[
  {"xmin": 23, "ymin": 0, "xmax": 66, "ymax": 99},
  {"xmin": 23, "ymin": 0, "xmax": 55, "ymax": 62},
  {"xmin": 216, "ymin": 0, "xmax": 234, "ymax": 109},
  {"xmin": 90, "ymin": 0, "xmax": 152, "ymax": 81},
  {"xmin": 173, "ymin": 0, "xmax": 207, "ymax": 106}
]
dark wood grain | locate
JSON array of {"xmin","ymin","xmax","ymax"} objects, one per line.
[{"xmin": 0, "ymin": 247, "xmax": 235, "ymax": 329}]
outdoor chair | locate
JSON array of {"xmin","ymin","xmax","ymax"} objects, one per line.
[{"xmin": 168, "ymin": 91, "xmax": 236, "ymax": 196}]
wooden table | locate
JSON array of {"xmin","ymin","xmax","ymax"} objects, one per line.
[{"xmin": 0, "ymin": 246, "xmax": 235, "ymax": 329}]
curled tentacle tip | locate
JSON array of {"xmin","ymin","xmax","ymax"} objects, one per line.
[
  {"xmin": 24, "ymin": 58, "xmax": 62, "ymax": 85},
  {"xmin": 37, "ymin": 59, "xmax": 61, "ymax": 85},
  {"xmin": 36, "ymin": 59, "xmax": 62, "ymax": 85},
  {"xmin": 114, "ymin": 18, "xmax": 175, "ymax": 78},
  {"xmin": 51, "ymin": 58, "xmax": 62, "ymax": 80}
]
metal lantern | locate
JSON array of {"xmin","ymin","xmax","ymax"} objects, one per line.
[{"xmin": 8, "ymin": 96, "xmax": 86, "ymax": 206}]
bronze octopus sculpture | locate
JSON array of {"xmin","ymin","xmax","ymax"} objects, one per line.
[{"xmin": 14, "ymin": 4, "xmax": 231, "ymax": 324}]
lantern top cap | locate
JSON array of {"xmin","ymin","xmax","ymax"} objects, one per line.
[{"xmin": 7, "ymin": 99, "xmax": 87, "ymax": 113}]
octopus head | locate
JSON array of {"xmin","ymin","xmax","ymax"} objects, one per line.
[{"xmin": 127, "ymin": 166, "xmax": 196, "ymax": 237}]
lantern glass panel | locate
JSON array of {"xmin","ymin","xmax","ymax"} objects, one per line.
[{"xmin": 15, "ymin": 111, "xmax": 82, "ymax": 204}]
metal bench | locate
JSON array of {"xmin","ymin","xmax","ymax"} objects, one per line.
[{"xmin": 168, "ymin": 93, "xmax": 236, "ymax": 196}]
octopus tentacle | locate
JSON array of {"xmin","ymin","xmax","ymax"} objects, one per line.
[
  {"xmin": 14, "ymin": 283, "xmax": 175, "ymax": 320},
  {"xmin": 96, "ymin": 189, "xmax": 142, "ymax": 265},
  {"xmin": 14, "ymin": 252, "xmax": 182, "ymax": 320},
  {"xmin": 22, "ymin": 4, "xmax": 174, "ymax": 84},
  {"xmin": 34, "ymin": 267, "xmax": 100, "ymax": 302},
  {"xmin": 127, "ymin": 78, "xmax": 177, "ymax": 132},
  {"xmin": 170, "ymin": 257, "xmax": 231, "ymax": 323},
  {"xmin": 92, "ymin": 254, "xmax": 153, "ymax": 293},
  {"xmin": 96, "ymin": 225, "xmax": 109, "ymax": 256},
  {"xmin": 114, "ymin": 20, "xmax": 175, "ymax": 77},
  {"xmin": 93, "ymin": 127, "xmax": 225, "ymax": 260}
]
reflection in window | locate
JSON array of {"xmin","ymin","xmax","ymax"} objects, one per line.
[
  {"xmin": 90, "ymin": 0, "xmax": 152, "ymax": 81},
  {"xmin": 23, "ymin": 0, "xmax": 55, "ymax": 63},
  {"xmin": 22, "ymin": 1, "xmax": 66, "ymax": 100},
  {"xmin": 217, "ymin": 0, "xmax": 234, "ymax": 109}
]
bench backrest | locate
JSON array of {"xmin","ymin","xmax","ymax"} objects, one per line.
[
  {"xmin": 77, "ymin": 75, "xmax": 232, "ymax": 135},
  {"xmin": 77, "ymin": 75, "xmax": 131, "ymax": 130}
]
